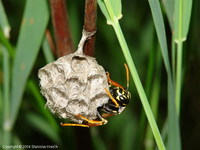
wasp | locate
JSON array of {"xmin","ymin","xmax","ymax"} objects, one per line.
[{"xmin": 61, "ymin": 64, "xmax": 131, "ymax": 127}]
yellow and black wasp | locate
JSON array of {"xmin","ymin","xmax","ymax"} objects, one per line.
[{"xmin": 61, "ymin": 64, "xmax": 131, "ymax": 127}]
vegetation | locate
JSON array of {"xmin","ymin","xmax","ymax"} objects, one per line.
[{"xmin": 0, "ymin": 0, "xmax": 198, "ymax": 150}]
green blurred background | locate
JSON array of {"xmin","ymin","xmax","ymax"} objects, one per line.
[{"xmin": 0, "ymin": 0, "xmax": 199, "ymax": 150}]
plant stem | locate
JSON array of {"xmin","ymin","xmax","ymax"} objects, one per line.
[
  {"xmin": 2, "ymin": 46, "xmax": 12, "ymax": 146},
  {"xmin": 97, "ymin": 1, "xmax": 165, "ymax": 149},
  {"xmin": 175, "ymin": 42, "xmax": 182, "ymax": 117},
  {"xmin": 175, "ymin": 0, "xmax": 183, "ymax": 118},
  {"xmin": 27, "ymin": 80, "xmax": 59, "ymax": 132},
  {"xmin": 50, "ymin": 0, "xmax": 73, "ymax": 57},
  {"xmin": 45, "ymin": 30, "xmax": 57, "ymax": 57},
  {"xmin": 172, "ymin": 35, "xmax": 176, "ymax": 81},
  {"xmin": 145, "ymin": 49, "xmax": 162, "ymax": 150},
  {"xmin": 83, "ymin": 0, "xmax": 97, "ymax": 56},
  {"xmin": 112, "ymin": 21, "xmax": 166, "ymax": 150}
]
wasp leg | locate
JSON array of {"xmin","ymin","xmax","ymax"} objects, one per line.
[
  {"xmin": 60, "ymin": 122, "xmax": 89, "ymax": 127},
  {"xmin": 124, "ymin": 63, "xmax": 130, "ymax": 89},
  {"xmin": 106, "ymin": 72, "xmax": 124, "ymax": 90},
  {"xmin": 60, "ymin": 114, "xmax": 108, "ymax": 128},
  {"xmin": 76, "ymin": 114, "xmax": 108, "ymax": 127},
  {"xmin": 101, "ymin": 113, "xmax": 115, "ymax": 118},
  {"xmin": 104, "ymin": 88, "xmax": 119, "ymax": 108},
  {"xmin": 61, "ymin": 114, "xmax": 107, "ymax": 127}
]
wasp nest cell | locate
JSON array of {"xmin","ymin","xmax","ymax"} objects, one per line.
[{"xmin": 38, "ymin": 31, "xmax": 109, "ymax": 124}]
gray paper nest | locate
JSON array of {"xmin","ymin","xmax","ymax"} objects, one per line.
[{"xmin": 38, "ymin": 30, "xmax": 109, "ymax": 124}]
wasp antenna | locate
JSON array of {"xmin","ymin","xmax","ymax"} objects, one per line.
[{"xmin": 124, "ymin": 63, "xmax": 130, "ymax": 90}]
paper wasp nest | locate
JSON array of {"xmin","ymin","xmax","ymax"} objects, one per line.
[{"xmin": 38, "ymin": 31, "xmax": 109, "ymax": 124}]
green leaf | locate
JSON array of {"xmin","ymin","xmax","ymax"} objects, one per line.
[
  {"xmin": 98, "ymin": 0, "xmax": 110, "ymax": 22},
  {"xmin": 109, "ymin": 0, "xmax": 122, "ymax": 19},
  {"xmin": 26, "ymin": 113, "xmax": 61, "ymax": 144},
  {"xmin": 0, "ymin": 79, "xmax": 2, "ymax": 129},
  {"xmin": 1, "ymin": 45, "xmax": 12, "ymax": 146},
  {"xmin": 98, "ymin": 1, "xmax": 166, "ymax": 149},
  {"xmin": 173, "ymin": 1, "xmax": 192, "ymax": 150},
  {"xmin": 148, "ymin": 0, "xmax": 171, "ymax": 75},
  {"xmin": 0, "ymin": 29, "xmax": 14, "ymax": 58},
  {"xmin": 148, "ymin": 0, "xmax": 181, "ymax": 150},
  {"xmin": 174, "ymin": 0, "xmax": 193, "ymax": 42},
  {"xmin": 144, "ymin": 49, "xmax": 162, "ymax": 150},
  {"xmin": 98, "ymin": 0, "xmax": 122, "ymax": 25},
  {"xmin": 0, "ymin": 48, "xmax": 2, "ymax": 146},
  {"xmin": 42, "ymin": 36, "xmax": 55, "ymax": 63},
  {"xmin": 0, "ymin": 0, "xmax": 10, "ymax": 38},
  {"xmin": 10, "ymin": 0, "xmax": 49, "ymax": 129},
  {"xmin": 27, "ymin": 80, "xmax": 59, "ymax": 132},
  {"xmin": 162, "ymin": 0, "xmax": 174, "ymax": 30},
  {"xmin": 110, "ymin": 26, "xmax": 165, "ymax": 148},
  {"xmin": 2, "ymin": 45, "xmax": 10, "ymax": 124},
  {"xmin": 13, "ymin": 135, "xmax": 25, "ymax": 150},
  {"xmin": 119, "ymin": 112, "xmax": 137, "ymax": 150},
  {"xmin": 182, "ymin": 0, "xmax": 192, "ymax": 38},
  {"xmin": 91, "ymin": 128, "xmax": 107, "ymax": 150}
]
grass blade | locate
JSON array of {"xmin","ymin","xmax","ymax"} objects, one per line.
[
  {"xmin": 108, "ymin": 0, "xmax": 122, "ymax": 19},
  {"xmin": 1, "ymin": 45, "xmax": 12, "ymax": 146},
  {"xmin": 148, "ymin": 0, "xmax": 171, "ymax": 75},
  {"xmin": 98, "ymin": 1, "xmax": 166, "ymax": 149},
  {"xmin": 26, "ymin": 113, "xmax": 61, "ymax": 144},
  {"xmin": 97, "ymin": 0, "xmax": 110, "ymax": 22},
  {"xmin": 144, "ymin": 49, "xmax": 162, "ymax": 150},
  {"xmin": 27, "ymin": 80, "xmax": 59, "ymax": 132},
  {"xmin": 13, "ymin": 135, "xmax": 25, "ymax": 150},
  {"xmin": 42, "ymin": 36, "xmax": 55, "ymax": 63},
  {"xmin": 162, "ymin": 0, "xmax": 174, "ymax": 30},
  {"xmin": 0, "ymin": 48, "xmax": 2, "ymax": 120},
  {"xmin": 0, "ymin": 29, "xmax": 14, "ymax": 58},
  {"xmin": 2, "ymin": 46, "xmax": 10, "ymax": 129},
  {"xmin": 113, "ymin": 22, "xmax": 165, "ymax": 150},
  {"xmin": 98, "ymin": 0, "xmax": 122, "ymax": 24},
  {"xmin": 90, "ymin": 128, "xmax": 107, "ymax": 150},
  {"xmin": 10, "ymin": 0, "xmax": 49, "ymax": 129},
  {"xmin": 0, "ymin": 0, "xmax": 10, "ymax": 38},
  {"xmin": 174, "ymin": 0, "xmax": 193, "ymax": 41},
  {"xmin": 147, "ymin": 0, "xmax": 182, "ymax": 149},
  {"xmin": 173, "ymin": 0, "xmax": 192, "ymax": 131},
  {"xmin": 182, "ymin": 0, "xmax": 192, "ymax": 38},
  {"xmin": 0, "ymin": 86, "xmax": 2, "ymax": 146}
]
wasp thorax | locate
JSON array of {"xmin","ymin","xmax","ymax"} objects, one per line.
[{"xmin": 38, "ymin": 30, "xmax": 109, "ymax": 124}]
